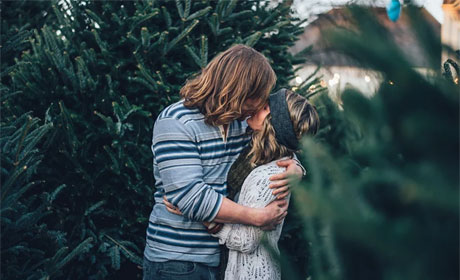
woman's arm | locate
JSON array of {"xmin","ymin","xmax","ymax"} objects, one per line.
[
  {"xmin": 213, "ymin": 221, "xmax": 265, "ymax": 254},
  {"xmin": 213, "ymin": 165, "xmax": 289, "ymax": 253}
]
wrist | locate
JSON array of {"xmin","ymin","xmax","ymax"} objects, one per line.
[{"xmin": 252, "ymin": 208, "xmax": 265, "ymax": 227}]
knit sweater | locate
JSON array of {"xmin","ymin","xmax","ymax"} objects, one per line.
[{"xmin": 213, "ymin": 159, "xmax": 290, "ymax": 280}]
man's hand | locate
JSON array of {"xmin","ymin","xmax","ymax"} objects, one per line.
[
  {"xmin": 256, "ymin": 199, "xmax": 289, "ymax": 230},
  {"xmin": 268, "ymin": 158, "xmax": 303, "ymax": 200},
  {"xmin": 165, "ymin": 197, "xmax": 224, "ymax": 233}
]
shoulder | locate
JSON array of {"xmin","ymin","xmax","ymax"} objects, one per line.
[
  {"xmin": 242, "ymin": 158, "xmax": 288, "ymax": 187},
  {"xmin": 154, "ymin": 100, "xmax": 207, "ymax": 136},
  {"xmin": 251, "ymin": 158, "xmax": 288, "ymax": 177},
  {"xmin": 157, "ymin": 100, "xmax": 203, "ymax": 124},
  {"xmin": 153, "ymin": 101, "xmax": 205, "ymax": 141}
]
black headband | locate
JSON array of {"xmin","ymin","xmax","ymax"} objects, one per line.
[{"xmin": 269, "ymin": 88, "xmax": 299, "ymax": 150}]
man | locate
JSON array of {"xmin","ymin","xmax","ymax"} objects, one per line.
[{"xmin": 143, "ymin": 45, "xmax": 303, "ymax": 280}]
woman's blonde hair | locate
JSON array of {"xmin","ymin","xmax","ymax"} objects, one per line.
[
  {"xmin": 248, "ymin": 90, "xmax": 319, "ymax": 166},
  {"xmin": 180, "ymin": 44, "xmax": 276, "ymax": 126}
]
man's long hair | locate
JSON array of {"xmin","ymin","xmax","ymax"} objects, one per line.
[
  {"xmin": 248, "ymin": 90, "xmax": 320, "ymax": 166},
  {"xmin": 180, "ymin": 44, "xmax": 276, "ymax": 126}
]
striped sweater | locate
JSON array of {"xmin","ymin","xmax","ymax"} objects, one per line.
[{"xmin": 144, "ymin": 100, "xmax": 250, "ymax": 266}]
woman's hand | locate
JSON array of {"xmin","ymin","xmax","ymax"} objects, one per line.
[
  {"xmin": 255, "ymin": 199, "xmax": 289, "ymax": 230},
  {"xmin": 163, "ymin": 196, "xmax": 183, "ymax": 215},
  {"xmin": 268, "ymin": 158, "xmax": 303, "ymax": 200},
  {"xmin": 203, "ymin": 221, "xmax": 224, "ymax": 234}
]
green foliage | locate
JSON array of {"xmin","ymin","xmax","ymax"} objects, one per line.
[
  {"xmin": 0, "ymin": 0, "xmax": 57, "ymax": 92},
  {"xmin": 2, "ymin": 0, "xmax": 311, "ymax": 278},
  {"xmin": 0, "ymin": 113, "xmax": 93, "ymax": 280},
  {"xmin": 291, "ymin": 5, "xmax": 459, "ymax": 280}
]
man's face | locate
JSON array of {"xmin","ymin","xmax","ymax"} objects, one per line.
[
  {"xmin": 240, "ymin": 98, "xmax": 264, "ymax": 120},
  {"xmin": 246, "ymin": 103, "xmax": 270, "ymax": 131}
]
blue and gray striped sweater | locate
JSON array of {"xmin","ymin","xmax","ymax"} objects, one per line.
[{"xmin": 144, "ymin": 100, "xmax": 250, "ymax": 266}]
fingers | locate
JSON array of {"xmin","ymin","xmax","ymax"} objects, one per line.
[
  {"xmin": 279, "ymin": 211, "xmax": 288, "ymax": 220},
  {"xmin": 273, "ymin": 199, "xmax": 287, "ymax": 208},
  {"xmin": 268, "ymin": 178, "xmax": 290, "ymax": 188},
  {"xmin": 272, "ymin": 186, "xmax": 289, "ymax": 196},
  {"xmin": 267, "ymin": 198, "xmax": 286, "ymax": 206},
  {"xmin": 165, "ymin": 205, "xmax": 182, "ymax": 215},
  {"xmin": 269, "ymin": 172, "xmax": 289, "ymax": 181},
  {"xmin": 163, "ymin": 196, "xmax": 182, "ymax": 215},
  {"xmin": 207, "ymin": 223, "xmax": 223, "ymax": 234},
  {"xmin": 276, "ymin": 191, "xmax": 290, "ymax": 200},
  {"xmin": 275, "ymin": 212, "xmax": 287, "ymax": 225},
  {"xmin": 163, "ymin": 196, "xmax": 175, "ymax": 208},
  {"xmin": 261, "ymin": 211, "xmax": 288, "ymax": 231},
  {"xmin": 276, "ymin": 159, "xmax": 294, "ymax": 167},
  {"xmin": 261, "ymin": 199, "xmax": 288, "ymax": 229}
]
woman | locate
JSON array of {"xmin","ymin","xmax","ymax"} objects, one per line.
[{"xmin": 166, "ymin": 88, "xmax": 319, "ymax": 279}]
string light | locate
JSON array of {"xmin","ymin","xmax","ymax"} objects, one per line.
[
  {"xmin": 328, "ymin": 73, "xmax": 341, "ymax": 87},
  {"xmin": 295, "ymin": 76, "xmax": 303, "ymax": 85}
]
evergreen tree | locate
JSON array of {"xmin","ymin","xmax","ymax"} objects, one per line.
[
  {"xmin": 2, "ymin": 1, "xmax": 318, "ymax": 278},
  {"xmin": 292, "ymin": 5, "xmax": 459, "ymax": 280},
  {"xmin": 1, "ymin": 0, "xmax": 55, "ymax": 84},
  {"xmin": 0, "ymin": 113, "xmax": 92, "ymax": 280}
]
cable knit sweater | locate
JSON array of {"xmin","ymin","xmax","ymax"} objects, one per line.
[{"xmin": 213, "ymin": 159, "xmax": 290, "ymax": 280}]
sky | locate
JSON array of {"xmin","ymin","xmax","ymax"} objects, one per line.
[{"xmin": 292, "ymin": 0, "xmax": 444, "ymax": 23}]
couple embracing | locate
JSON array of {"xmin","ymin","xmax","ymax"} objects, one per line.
[{"xmin": 143, "ymin": 45, "xmax": 319, "ymax": 280}]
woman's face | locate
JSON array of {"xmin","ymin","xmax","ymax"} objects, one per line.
[{"xmin": 246, "ymin": 103, "xmax": 270, "ymax": 131}]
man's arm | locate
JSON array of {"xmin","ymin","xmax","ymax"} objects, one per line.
[
  {"xmin": 212, "ymin": 197, "xmax": 288, "ymax": 227},
  {"xmin": 153, "ymin": 116, "xmax": 223, "ymax": 222},
  {"xmin": 154, "ymin": 116, "xmax": 287, "ymax": 226},
  {"xmin": 163, "ymin": 194, "xmax": 288, "ymax": 227}
]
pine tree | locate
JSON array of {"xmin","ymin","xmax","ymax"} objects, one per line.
[
  {"xmin": 0, "ymin": 113, "xmax": 92, "ymax": 280},
  {"xmin": 2, "ymin": 1, "xmax": 318, "ymax": 278},
  {"xmin": 1, "ymin": 0, "xmax": 56, "ymax": 82},
  {"xmin": 292, "ymin": 5, "xmax": 459, "ymax": 280},
  {"xmin": 1, "ymin": 0, "xmax": 56, "ymax": 108}
]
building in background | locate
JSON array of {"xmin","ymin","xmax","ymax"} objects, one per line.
[{"xmin": 290, "ymin": 6, "xmax": 441, "ymax": 97}]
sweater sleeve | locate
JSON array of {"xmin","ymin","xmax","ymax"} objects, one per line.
[
  {"xmin": 152, "ymin": 116, "xmax": 223, "ymax": 222},
  {"xmin": 212, "ymin": 165, "xmax": 284, "ymax": 253}
]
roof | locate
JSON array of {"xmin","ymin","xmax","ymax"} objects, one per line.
[{"xmin": 290, "ymin": 7, "xmax": 441, "ymax": 68}]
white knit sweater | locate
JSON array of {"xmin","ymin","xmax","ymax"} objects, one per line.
[{"xmin": 213, "ymin": 159, "xmax": 290, "ymax": 280}]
